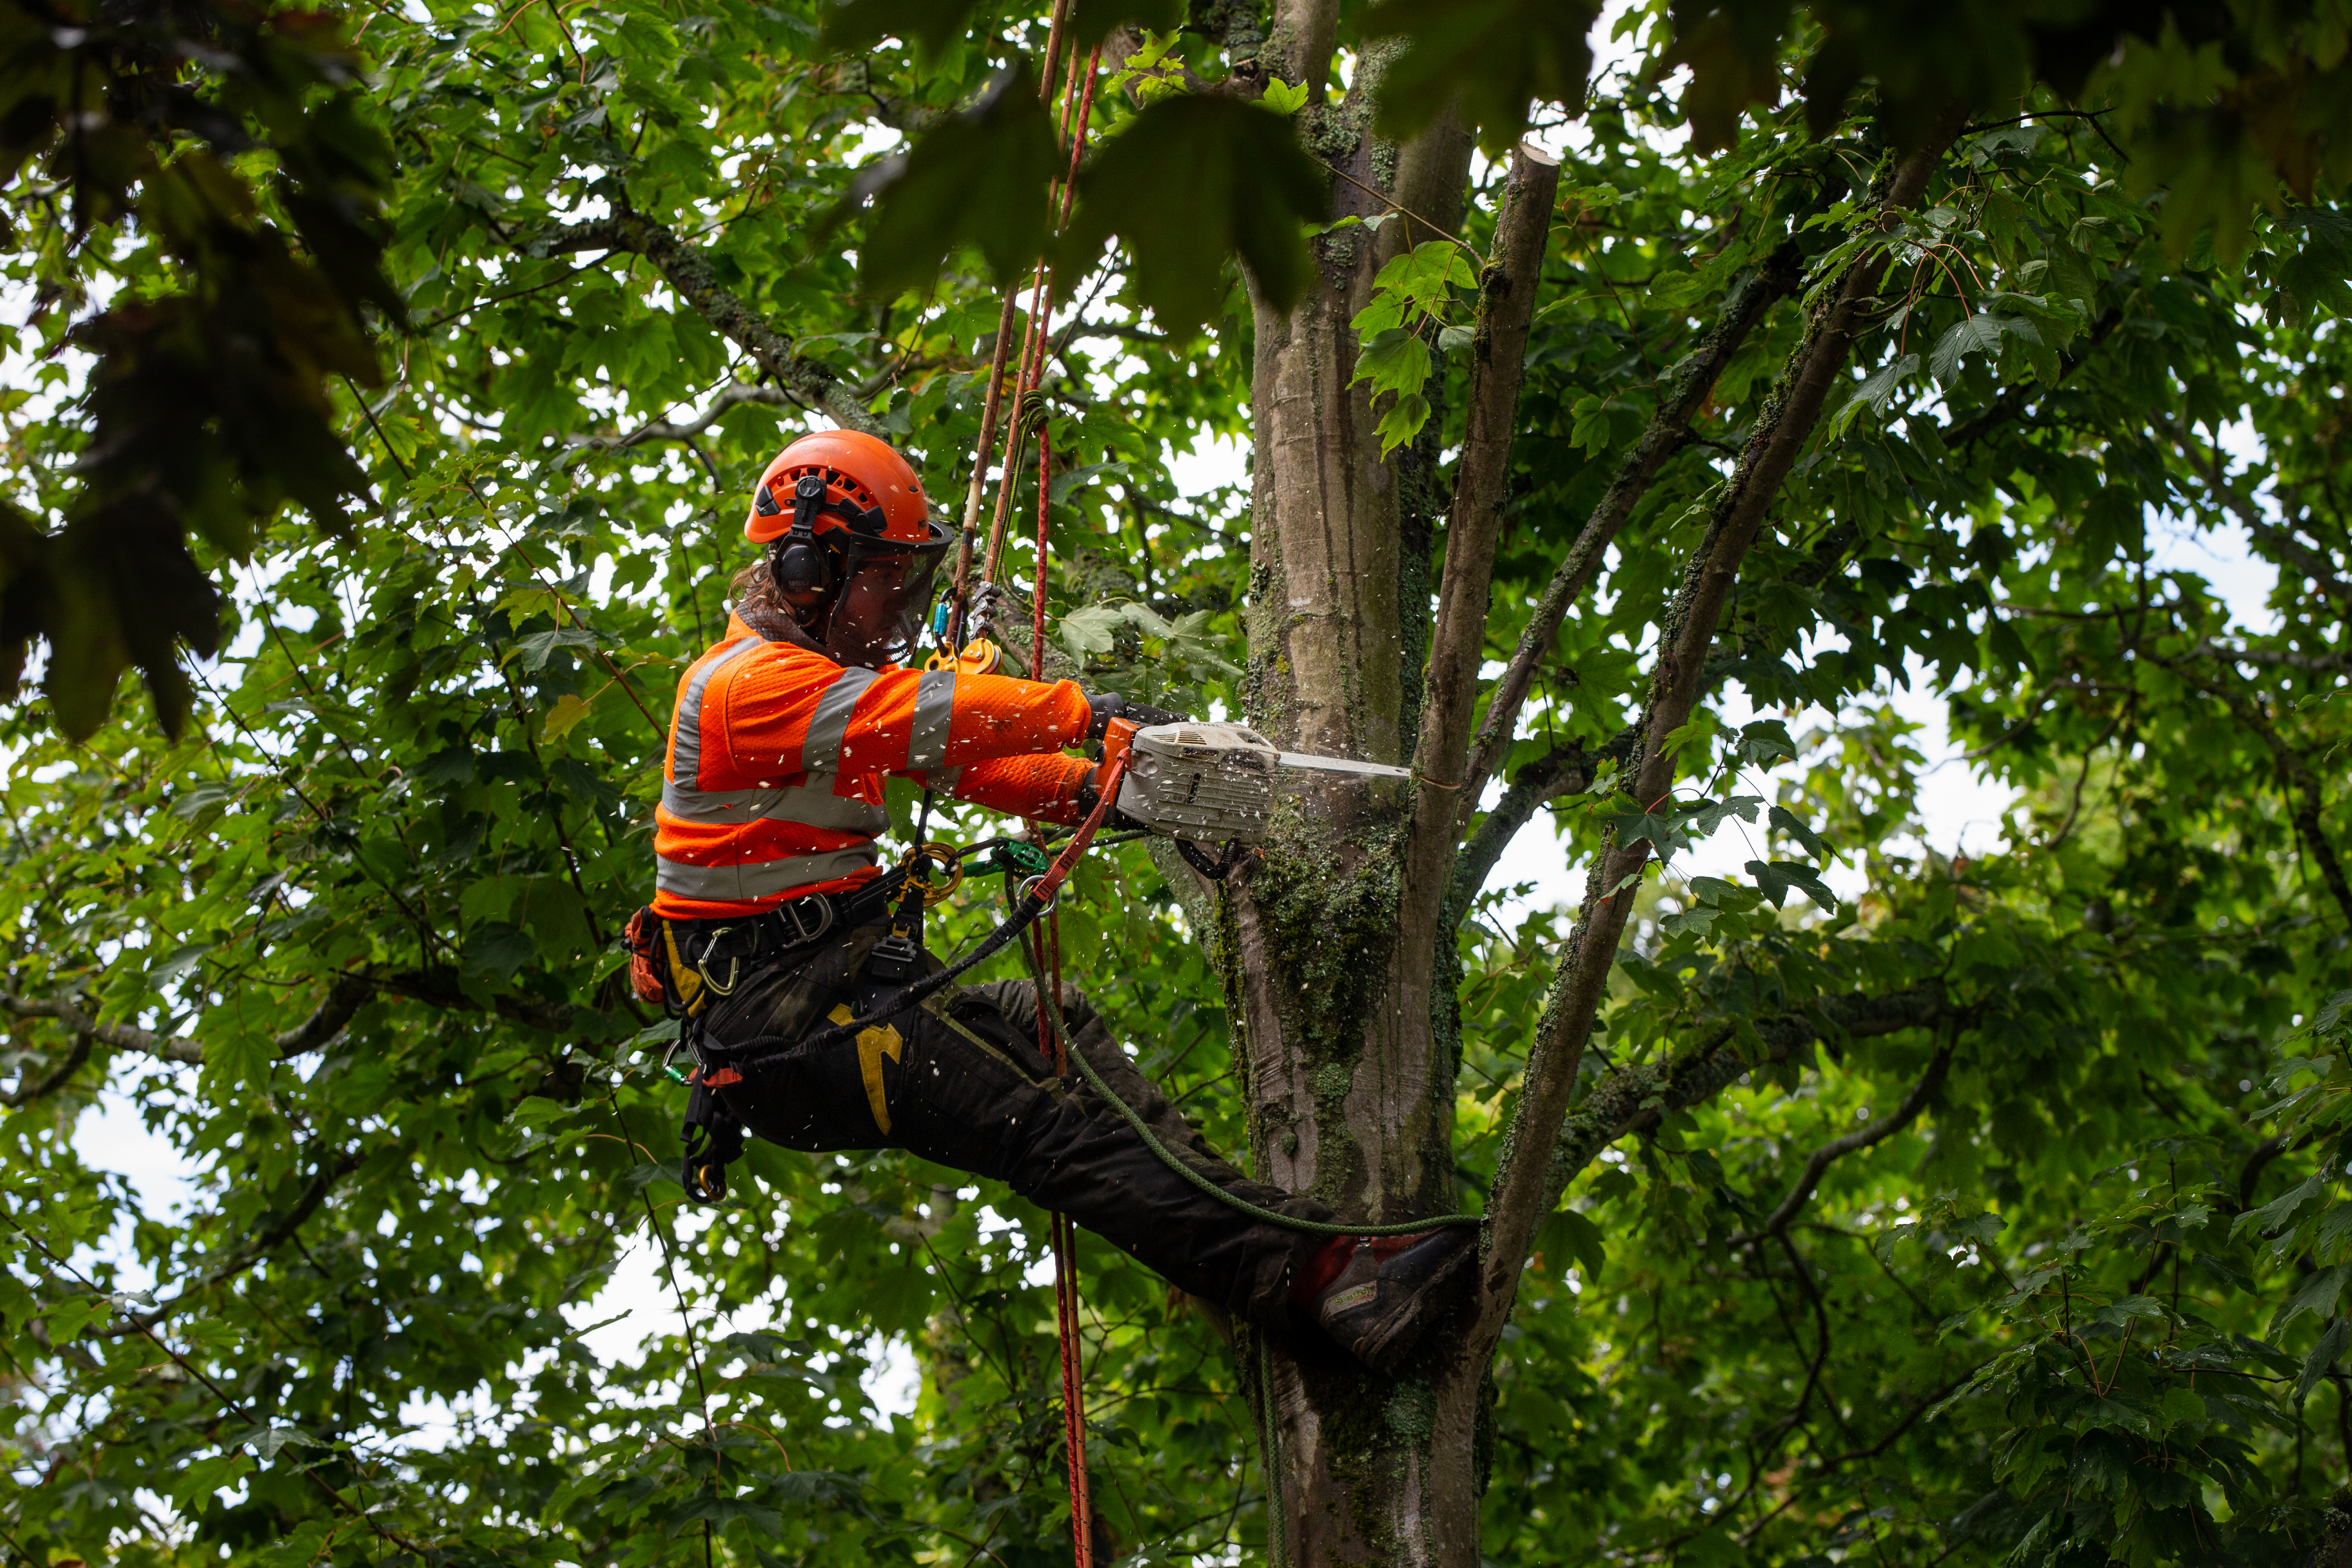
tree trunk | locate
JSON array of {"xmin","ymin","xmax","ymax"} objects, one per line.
[{"xmin": 1225, "ymin": 9, "xmax": 1533, "ymax": 1557}]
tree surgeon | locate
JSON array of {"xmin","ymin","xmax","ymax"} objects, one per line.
[{"xmin": 629, "ymin": 429, "xmax": 1471, "ymax": 1371}]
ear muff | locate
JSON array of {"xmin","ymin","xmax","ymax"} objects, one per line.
[{"xmin": 769, "ymin": 473, "xmax": 836, "ymax": 610}]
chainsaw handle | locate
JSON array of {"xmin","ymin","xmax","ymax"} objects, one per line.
[{"xmin": 1095, "ymin": 715, "xmax": 1138, "ymax": 794}]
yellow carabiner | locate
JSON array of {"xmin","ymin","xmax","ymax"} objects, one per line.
[
  {"xmin": 923, "ymin": 637, "xmax": 1003, "ymax": 675},
  {"xmin": 901, "ymin": 842, "xmax": 965, "ymax": 907}
]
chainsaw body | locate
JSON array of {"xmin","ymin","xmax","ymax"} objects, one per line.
[{"xmin": 1112, "ymin": 722, "xmax": 1282, "ymax": 843}]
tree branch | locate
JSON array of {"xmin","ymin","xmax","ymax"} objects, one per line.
[
  {"xmin": 1741, "ymin": 1027, "xmax": 1956, "ymax": 1242},
  {"xmin": 516, "ymin": 204, "xmax": 883, "ymax": 436},
  {"xmin": 0, "ymin": 964, "xmax": 558, "ymax": 1069},
  {"xmin": 1542, "ymin": 983, "xmax": 1955, "ymax": 1208},
  {"xmin": 2, "ymin": 993, "xmax": 205, "ymax": 1063},
  {"xmin": 2163, "ymin": 418, "xmax": 2352, "ymax": 607},
  {"xmin": 1475, "ymin": 116, "xmax": 1967, "ymax": 1352},
  {"xmin": 2195, "ymin": 642, "xmax": 2352, "ymax": 674},
  {"xmin": 0, "ymin": 1028, "xmax": 93, "ymax": 1107},
  {"xmin": 563, "ymin": 380, "xmax": 795, "ymax": 453},
  {"xmin": 2238, "ymin": 1134, "xmax": 2289, "ymax": 1213},
  {"xmin": 1400, "ymin": 142, "xmax": 1560, "ymax": 956},
  {"xmin": 1455, "ymin": 242, "xmax": 1803, "ymax": 813},
  {"xmin": 2156, "ymin": 654, "xmax": 2352, "ymax": 926},
  {"xmin": 98, "ymin": 1150, "xmax": 368, "ymax": 1337},
  {"xmin": 1446, "ymin": 724, "xmax": 1643, "ymax": 916}
]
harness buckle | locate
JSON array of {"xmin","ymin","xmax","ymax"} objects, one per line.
[{"xmin": 782, "ymin": 893, "xmax": 835, "ymax": 946}]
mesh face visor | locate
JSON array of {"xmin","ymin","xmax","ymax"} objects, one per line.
[{"xmin": 822, "ymin": 519, "xmax": 953, "ymax": 668}]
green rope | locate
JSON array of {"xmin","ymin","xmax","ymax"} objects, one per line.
[
  {"xmin": 1258, "ymin": 1334, "xmax": 1287, "ymax": 1568},
  {"xmin": 1013, "ymin": 936, "xmax": 1483, "ymax": 1238}
]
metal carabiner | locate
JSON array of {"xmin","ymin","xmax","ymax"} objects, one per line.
[{"xmin": 695, "ymin": 925, "xmax": 744, "ymax": 998}]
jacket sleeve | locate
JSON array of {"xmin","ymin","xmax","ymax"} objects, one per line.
[
  {"xmin": 932, "ymin": 753, "xmax": 1097, "ymax": 825},
  {"xmin": 716, "ymin": 650, "xmax": 1091, "ymax": 782}
]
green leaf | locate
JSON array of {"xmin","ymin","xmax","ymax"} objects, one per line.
[
  {"xmin": 1370, "ymin": 240, "xmax": 1480, "ymax": 309},
  {"xmin": 1068, "ymin": 93, "xmax": 1329, "ymax": 330},
  {"xmin": 246, "ymin": 1425, "xmax": 313, "ymax": 1463},
  {"xmin": 1049, "ymin": 460, "xmax": 1127, "ymax": 505},
  {"xmin": 1833, "ymin": 350, "xmax": 1918, "ymax": 437},
  {"xmin": 1261, "ymin": 76, "xmax": 1310, "ymax": 115},
  {"xmin": 1930, "ymin": 314, "xmax": 2007, "ymax": 386},
  {"xmin": 2234, "ymin": 1175, "xmax": 2328, "ymax": 1241},
  {"xmin": 1769, "ymin": 804, "xmax": 1830, "ymax": 861},
  {"xmin": 2297, "ymin": 1315, "xmax": 2349, "ymax": 1404},
  {"xmin": 510, "ymin": 1095, "xmax": 580, "ymax": 1130},
  {"xmin": 1352, "ymin": 328, "xmax": 1433, "ymax": 401},
  {"xmin": 462, "ymin": 921, "xmax": 536, "ymax": 980},
  {"xmin": 1735, "ymin": 720, "xmax": 1797, "ymax": 766},
  {"xmin": 1684, "ymin": 794, "xmax": 1761, "ymax": 837},
  {"xmin": 845, "ymin": 64, "xmax": 1060, "ymax": 298},
  {"xmin": 542, "ymin": 691, "xmax": 594, "ymax": 744},
  {"xmin": 1058, "ymin": 603, "xmax": 1125, "ymax": 662},
  {"xmin": 172, "ymin": 1451, "xmax": 252, "ymax": 1507},
  {"xmin": 2090, "ymin": 1294, "xmax": 2165, "ymax": 1325},
  {"xmin": 1746, "ymin": 859, "xmax": 1838, "ymax": 911},
  {"xmin": 1373, "ymin": 392, "xmax": 1431, "ymax": 456},
  {"xmin": 1366, "ymin": 0, "xmax": 1601, "ymax": 150},
  {"xmin": 1613, "ymin": 809, "xmax": 1688, "ymax": 858},
  {"xmin": 2274, "ymin": 1262, "xmax": 2352, "ymax": 1335}
]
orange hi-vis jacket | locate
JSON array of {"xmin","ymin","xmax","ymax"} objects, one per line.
[{"xmin": 653, "ymin": 615, "xmax": 1097, "ymax": 920}]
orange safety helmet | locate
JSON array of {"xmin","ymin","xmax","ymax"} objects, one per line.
[
  {"xmin": 745, "ymin": 429, "xmax": 931, "ymax": 546},
  {"xmin": 745, "ymin": 430, "xmax": 952, "ymax": 669}
]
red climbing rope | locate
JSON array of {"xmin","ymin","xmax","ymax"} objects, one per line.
[
  {"xmin": 1032, "ymin": 905, "xmax": 1095, "ymax": 1567},
  {"xmin": 956, "ymin": 40, "xmax": 1107, "ymax": 651},
  {"xmin": 924, "ymin": 22, "xmax": 1112, "ymax": 1565}
]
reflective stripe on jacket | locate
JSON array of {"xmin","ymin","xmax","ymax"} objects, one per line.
[{"xmin": 652, "ymin": 614, "xmax": 1096, "ymax": 918}]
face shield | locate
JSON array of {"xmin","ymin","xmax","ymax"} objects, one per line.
[{"xmin": 819, "ymin": 519, "xmax": 954, "ymax": 669}]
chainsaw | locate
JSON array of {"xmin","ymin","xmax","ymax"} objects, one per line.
[
  {"xmin": 931, "ymin": 633, "xmax": 1410, "ymax": 846},
  {"xmin": 1100, "ymin": 719, "xmax": 1411, "ymax": 845}
]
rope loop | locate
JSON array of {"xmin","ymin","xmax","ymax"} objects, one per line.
[{"xmin": 1015, "ymin": 388, "xmax": 1053, "ymax": 444}]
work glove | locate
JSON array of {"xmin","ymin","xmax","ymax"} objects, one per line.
[
  {"xmin": 1084, "ymin": 692, "xmax": 1183, "ymax": 740},
  {"xmin": 1073, "ymin": 779, "xmax": 1147, "ymax": 832}
]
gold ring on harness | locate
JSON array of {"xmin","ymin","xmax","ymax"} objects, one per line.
[{"xmin": 901, "ymin": 842, "xmax": 965, "ymax": 907}]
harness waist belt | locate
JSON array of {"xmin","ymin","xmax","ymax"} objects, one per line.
[{"xmin": 668, "ymin": 871, "xmax": 909, "ymax": 967}]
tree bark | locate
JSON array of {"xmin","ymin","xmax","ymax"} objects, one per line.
[
  {"xmin": 1229, "ymin": 6, "xmax": 1479, "ymax": 1558},
  {"xmin": 1396, "ymin": 144, "xmax": 1560, "ymax": 1004}
]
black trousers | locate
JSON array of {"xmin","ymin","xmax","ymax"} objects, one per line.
[{"xmin": 699, "ymin": 932, "xmax": 1335, "ymax": 1330}]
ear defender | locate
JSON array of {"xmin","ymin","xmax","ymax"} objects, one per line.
[{"xmin": 769, "ymin": 473, "xmax": 836, "ymax": 610}]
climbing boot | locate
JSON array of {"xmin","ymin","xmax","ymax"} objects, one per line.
[{"xmin": 1290, "ymin": 1229, "xmax": 1475, "ymax": 1373}]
